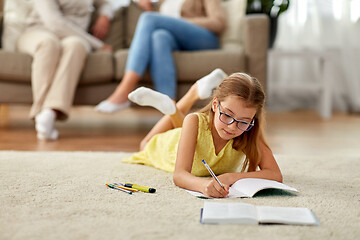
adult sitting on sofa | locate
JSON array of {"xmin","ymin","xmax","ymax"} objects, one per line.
[
  {"xmin": 0, "ymin": 0, "xmax": 269, "ymax": 135},
  {"xmin": 95, "ymin": 0, "xmax": 227, "ymax": 113},
  {"xmin": 16, "ymin": 0, "xmax": 115, "ymax": 140}
]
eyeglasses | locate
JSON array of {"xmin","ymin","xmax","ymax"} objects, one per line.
[{"xmin": 217, "ymin": 101, "xmax": 255, "ymax": 131}]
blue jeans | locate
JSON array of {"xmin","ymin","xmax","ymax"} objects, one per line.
[{"xmin": 125, "ymin": 12, "xmax": 220, "ymax": 98}]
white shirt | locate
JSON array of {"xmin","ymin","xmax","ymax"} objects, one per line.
[
  {"xmin": 26, "ymin": 0, "xmax": 113, "ymax": 50},
  {"xmin": 159, "ymin": 0, "xmax": 186, "ymax": 18}
]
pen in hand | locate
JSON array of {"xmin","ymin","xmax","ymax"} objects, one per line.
[{"xmin": 201, "ymin": 159, "xmax": 226, "ymax": 190}]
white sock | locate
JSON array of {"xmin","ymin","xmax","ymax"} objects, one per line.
[
  {"xmin": 196, "ymin": 68, "xmax": 228, "ymax": 99},
  {"xmin": 128, "ymin": 87, "xmax": 176, "ymax": 115},
  {"xmin": 35, "ymin": 109, "xmax": 57, "ymax": 140},
  {"xmin": 95, "ymin": 100, "xmax": 130, "ymax": 113},
  {"xmin": 37, "ymin": 129, "xmax": 59, "ymax": 141}
]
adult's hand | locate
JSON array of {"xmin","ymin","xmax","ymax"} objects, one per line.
[
  {"xmin": 101, "ymin": 44, "xmax": 113, "ymax": 52},
  {"xmin": 91, "ymin": 15, "xmax": 110, "ymax": 40}
]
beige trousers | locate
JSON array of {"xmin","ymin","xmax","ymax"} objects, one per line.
[{"xmin": 17, "ymin": 28, "xmax": 90, "ymax": 120}]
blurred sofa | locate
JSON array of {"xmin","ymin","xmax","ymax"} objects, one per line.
[{"xmin": 0, "ymin": 1, "xmax": 269, "ymax": 106}]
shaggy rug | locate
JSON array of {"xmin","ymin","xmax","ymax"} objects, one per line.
[{"xmin": 0, "ymin": 151, "xmax": 359, "ymax": 240}]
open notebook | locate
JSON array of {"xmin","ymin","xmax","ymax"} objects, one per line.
[
  {"xmin": 186, "ymin": 178, "xmax": 298, "ymax": 199},
  {"xmin": 201, "ymin": 202, "xmax": 319, "ymax": 225}
]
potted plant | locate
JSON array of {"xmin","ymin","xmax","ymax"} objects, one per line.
[{"xmin": 246, "ymin": 0, "xmax": 290, "ymax": 48}]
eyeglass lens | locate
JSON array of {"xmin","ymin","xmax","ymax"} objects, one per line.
[
  {"xmin": 219, "ymin": 113, "xmax": 252, "ymax": 131},
  {"xmin": 217, "ymin": 100, "xmax": 254, "ymax": 131}
]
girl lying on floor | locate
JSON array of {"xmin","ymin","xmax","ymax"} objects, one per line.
[{"xmin": 123, "ymin": 69, "xmax": 282, "ymax": 198}]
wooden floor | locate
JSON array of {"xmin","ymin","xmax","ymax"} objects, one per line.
[{"xmin": 1, "ymin": 105, "xmax": 360, "ymax": 156}]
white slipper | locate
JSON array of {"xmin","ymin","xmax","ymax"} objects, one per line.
[{"xmin": 95, "ymin": 100, "xmax": 130, "ymax": 113}]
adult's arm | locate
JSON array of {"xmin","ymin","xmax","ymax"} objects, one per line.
[
  {"xmin": 184, "ymin": 0, "xmax": 226, "ymax": 34},
  {"xmin": 33, "ymin": 0, "xmax": 113, "ymax": 50}
]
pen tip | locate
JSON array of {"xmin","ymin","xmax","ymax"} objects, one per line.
[{"xmin": 202, "ymin": 159, "xmax": 206, "ymax": 163}]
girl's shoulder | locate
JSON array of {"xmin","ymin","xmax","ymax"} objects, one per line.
[
  {"xmin": 187, "ymin": 112, "xmax": 209, "ymax": 124},
  {"xmin": 184, "ymin": 112, "xmax": 199, "ymax": 124},
  {"xmin": 184, "ymin": 112, "xmax": 207, "ymax": 128},
  {"xmin": 188, "ymin": 112, "xmax": 211, "ymax": 131},
  {"xmin": 192, "ymin": 112, "xmax": 208, "ymax": 119}
]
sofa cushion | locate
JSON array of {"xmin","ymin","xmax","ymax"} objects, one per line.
[
  {"xmin": 114, "ymin": 49, "xmax": 246, "ymax": 83},
  {"xmin": 79, "ymin": 51, "xmax": 114, "ymax": 85},
  {"xmin": 0, "ymin": 49, "xmax": 114, "ymax": 85},
  {"xmin": 220, "ymin": 0, "xmax": 247, "ymax": 51},
  {"xmin": 0, "ymin": 81, "xmax": 32, "ymax": 103},
  {"xmin": 173, "ymin": 50, "xmax": 246, "ymax": 81},
  {"xmin": 113, "ymin": 49, "xmax": 128, "ymax": 80},
  {"xmin": 124, "ymin": 2, "xmax": 144, "ymax": 48},
  {"xmin": 0, "ymin": 12, "xmax": 3, "ymax": 48},
  {"xmin": 0, "ymin": 49, "xmax": 31, "ymax": 82}
]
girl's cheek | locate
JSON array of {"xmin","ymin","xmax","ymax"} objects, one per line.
[{"xmin": 235, "ymin": 131, "xmax": 245, "ymax": 138}]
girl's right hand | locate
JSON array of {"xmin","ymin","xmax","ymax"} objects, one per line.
[{"xmin": 202, "ymin": 179, "xmax": 229, "ymax": 198}]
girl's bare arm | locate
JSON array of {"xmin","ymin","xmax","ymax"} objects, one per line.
[
  {"xmin": 173, "ymin": 114, "xmax": 229, "ymax": 198},
  {"xmin": 218, "ymin": 141, "xmax": 283, "ymax": 186}
]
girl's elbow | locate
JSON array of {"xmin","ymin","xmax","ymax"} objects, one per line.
[
  {"xmin": 276, "ymin": 172, "xmax": 283, "ymax": 183},
  {"xmin": 173, "ymin": 172, "xmax": 181, "ymax": 187}
]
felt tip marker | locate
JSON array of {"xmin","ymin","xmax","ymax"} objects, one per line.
[
  {"xmin": 124, "ymin": 183, "xmax": 156, "ymax": 193},
  {"xmin": 113, "ymin": 183, "xmax": 139, "ymax": 192},
  {"xmin": 106, "ymin": 183, "xmax": 132, "ymax": 194}
]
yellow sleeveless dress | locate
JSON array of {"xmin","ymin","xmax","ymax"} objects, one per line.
[{"xmin": 122, "ymin": 113, "xmax": 245, "ymax": 176}]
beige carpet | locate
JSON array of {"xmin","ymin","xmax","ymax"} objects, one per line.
[{"xmin": 0, "ymin": 151, "xmax": 359, "ymax": 240}]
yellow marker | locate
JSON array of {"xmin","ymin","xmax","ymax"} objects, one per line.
[{"xmin": 125, "ymin": 183, "xmax": 156, "ymax": 193}]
